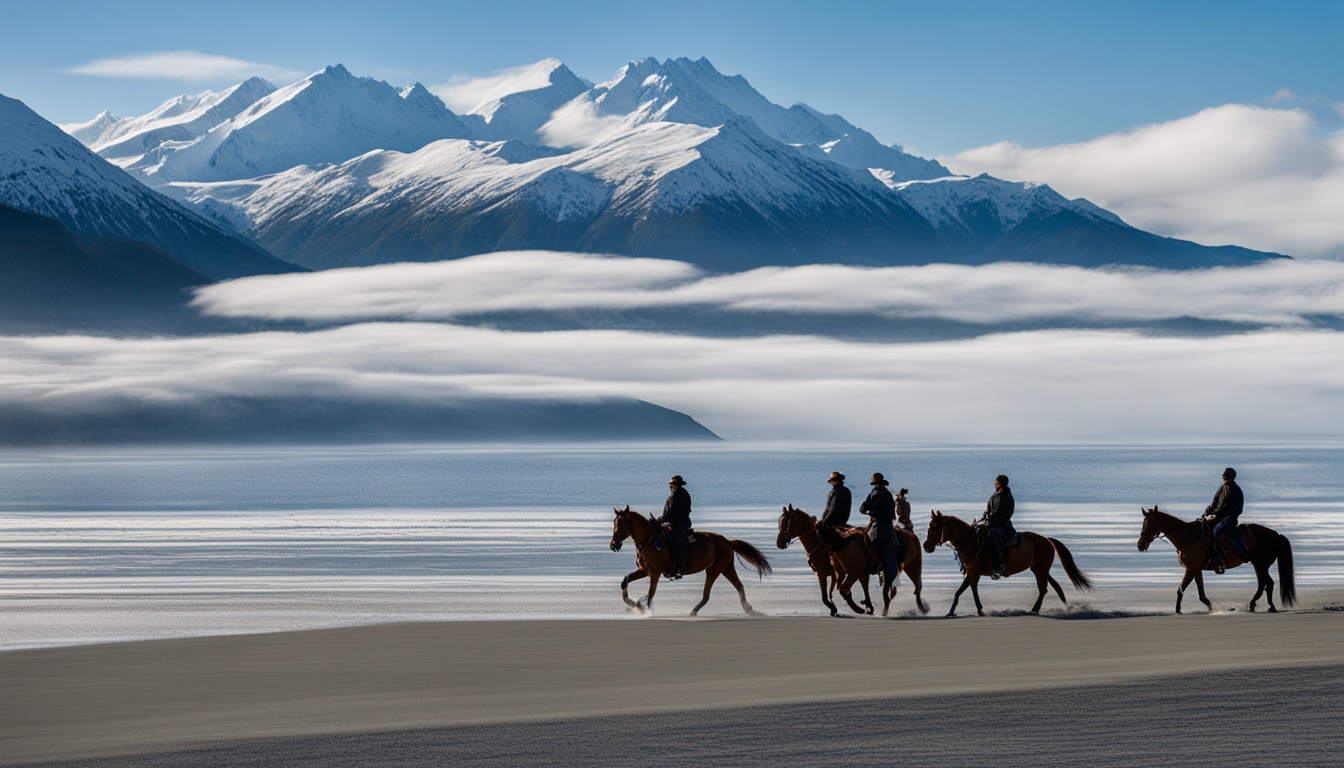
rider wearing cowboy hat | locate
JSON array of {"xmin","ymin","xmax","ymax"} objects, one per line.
[
  {"xmin": 657, "ymin": 475, "xmax": 693, "ymax": 579},
  {"xmin": 860, "ymin": 472, "xmax": 900, "ymax": 586},
  {"xmin": 817, "ymin": 471, "xmax": 852, "ymax": 551}
]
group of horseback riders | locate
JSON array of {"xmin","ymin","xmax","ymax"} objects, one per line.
[{"xmin": 653, "ymin": 466, "xmax": 1250, "ymax": 581}]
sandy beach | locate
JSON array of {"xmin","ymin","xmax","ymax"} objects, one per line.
[{"xmin": 3, "ymin": 611, "xmax": 1343, "ymax": 766}]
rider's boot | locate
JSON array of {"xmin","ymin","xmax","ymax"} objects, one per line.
[{"xmin": 1211, "ymin": 542, "xmax": 1226, "ymax": 574}]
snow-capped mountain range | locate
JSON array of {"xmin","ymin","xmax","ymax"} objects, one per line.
[
  {"xmin": 50, "ymin": 56, "xmax": 1282, "ymax": 271},
  {"xmin": 1, "ymin": 93, "xmax": 291, "ymax": 280}
]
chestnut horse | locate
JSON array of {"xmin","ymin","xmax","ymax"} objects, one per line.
[
  {"xmin": 776, "ymin": 505, "xmax": 928, "ymax": 617},
  {"xmin": 923, "ymin": 511, "xmax": 1092, "ymax": 617},
  {"xmin": 609, "ymin": 506, "xmax": 771, "ymax": 616},
  {"xmin": 1137, "ymin": 505, "xmax": 1296, "ymax": 614}
]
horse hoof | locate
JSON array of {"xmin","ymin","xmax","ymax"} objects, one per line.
[
  {"xmin": 1268, "ymin": 606, "xmax": 1278, "ymax": 613},
  {"xmin": 945, "ymin": 612, "xmax": 956, "ymax": 618}
]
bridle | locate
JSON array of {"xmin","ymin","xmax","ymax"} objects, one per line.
[
  {"xmin": 780, "ymin": 510, "xmax": 827, "ymax": 562},
  {"xmin": 611, "ymin": 511, "xmax": 658, "ymax": 557}
]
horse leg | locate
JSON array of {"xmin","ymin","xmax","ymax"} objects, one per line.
[
  {"xmin": 818, "ymin": 571, "xmax": 838, "ymax": 616},
  {"xmin": 948, "ymin": 576, "xmax": 971, "ymax": 617},
  {"xmin": 1175, "ymin": 568, "xmax": 1196, "ymax": 614},
  {"xmin": 621, "ymin": 569, "xmax": 648, "ymax": 612},
  {"xmin": 882, "ymin": 578, "xmax": 895, "ymax": 618},
  {"xmin": 969, "ymin": 578, "xmax": 985, "ymax": 616},
  {"xmin": 857, "ymin": 574, "xmax": 875, "ymax": 615},
  {"xmin": 1046, "ymin": 575, "xmax": 1066, "ymax": 605},
  {"xmin": 908, "ymin": 565, "xmax": 929, "ymax": 614},
  {"xmin": 1252, "ymin": 560, "xmax": 1277, "ymax": 613},
  {"xmin": 1030, "ymin": 566, "xmax": 1050, "ymax": 614},
  {"xmin": 1192, "ymin": 569, "xmax": 1213, "ymax": 612},
  {"xmin": 640, "ymin": 573, "xmax": 661, "ymax": 613},
  {"xmin": 837, "ymin": 571, "xmax": 866, "ymax": 614},
  {"xmin": 721, "ymin": 562, "xmax": 759, "ymax": 616},
  {"xmin": 690, "ymin": 565, "xmax": 722, "ymax": 616}
]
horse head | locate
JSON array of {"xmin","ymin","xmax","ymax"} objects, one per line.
[
  {"xmin": 776, "ymin": 506, "xmax": 794, "ymax": 549},
  {"xmin": 1137, "ymin": 505, "xmax": 1161, "ymax": 551},
  {"xmin": 923, "ymin": 509, "xmax": 945, "ymax": 553},
  {"xmin": 777, "ymin": 504, "xmax": 812, "ymax": 549},
  {"xmin": 610, "ymin": 505, "xmax": 634, "ymax": 552}
]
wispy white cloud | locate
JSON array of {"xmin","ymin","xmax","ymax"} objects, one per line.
[
  {"xmin": 943, "ymin": 104, "xmax": 1344, "ymax": 260},
  {"xmin": 431, "ymin": 58, "xmax": 563, "ymax": 114},
  {"xmin": 2, "ymin": 324, "xmax": 1343, "ymax": 444},
  {"xmin": 537, "ymin": 98, "xmax": 630, "ymax": 148},
  {"xmin": 64, "ymin": 51, "xmax": 302, "ymax": 83},
  {"xmin": 194, "ymin": 250, "xmax": 1344, "ymax": 328}
]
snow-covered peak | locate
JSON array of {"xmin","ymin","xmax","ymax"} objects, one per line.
[
  {"xmin": 126, "ymin": 64, "xmax": 473, "ymax": 183},
  {"xmin": 886, "ymin": 173, "xmax": 1125, "ymax": 231},
  {"xmin": 83, "ymin": 77, "xmax": 276, "ymax": 163},
  {"xmin": 0, "ymin": 91, "xmax": 287, "ymax": 278},
  {"xmin": 452, "ymin": 58, "xmax": 569, "ymax": 115},
  {"xmin": 59, "ymin": 109, "xmax": 120, "ymax": 145},
  {"xmin": 550, "ymin": 56, "xmax": 947, "ymax": 180}
]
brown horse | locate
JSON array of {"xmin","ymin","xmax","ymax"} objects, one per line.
[
  {"xmin": 609, "ymin": 506, "xmax": 771, "ymax": 616},
  {"xmin": 923, "ymin": 511, "xmax": 1092, "ymax": 617},
  {"xmin": 1137, "ymin": 505, "xmax": 1296, "ymax": 614},
  {"xmin": 776, "ymin": 504, "xmax": 928, "ymax": 617}
]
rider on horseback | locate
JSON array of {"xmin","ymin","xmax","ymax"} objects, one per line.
[
  {"xmin": 817, "ymin": 471, "xmax": 852, "ymax": 551},
  {"xmin": 657, "ymin": 475, "xmax": 693, "ymax": 579},
  {"xmin": 860, "ymin": 473, "xmax": 901, "ymax": 586},
  {"xmin": 977, "ymin": 474, "xmax": 1015, "ymax": 580},
  {"xmin": 895, "ymin": 488, "xmax": 914, "ymax": 532},
  {"xmin": 1203, "ymin": 467, "xmax": 1247, "ymax": 574}
]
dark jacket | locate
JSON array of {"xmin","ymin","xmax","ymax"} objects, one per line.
[
  {"xmin": 661, "ymin": 487, "xmax": 692, "ymax": 530},
  {"xmin": 860, "ymin": 486, "xmax": 896, "ymax": 543},
  {"xmin": 820, "ymin": 484, "xmax": 852, "ymax": 527},
  {"xmin": 1206, "ymin": 480, "xmax": 1244, "ymax": 523},
  {"xmin": 980, "ymin": 488, "xmax": 1015, "ymax": 528}
]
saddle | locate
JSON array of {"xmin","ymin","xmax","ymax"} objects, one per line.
[
  {"xmin": 864, "ymin": 531, "xmax": 907, "ymax": 576},
  {"xmin": 818, "ymin": 523, "xmax": 855, "ymax": 551},
  {"xmin": 1199, "ymin": 519, "xmax": 1252, "ymax": 566},
  {"xmin": 653, "ymin": 528, "xmax": 696, "ymax": 552},
  {"xmin": 976, "ymin": 524, "xmax": 1020, "ymax": 548}
]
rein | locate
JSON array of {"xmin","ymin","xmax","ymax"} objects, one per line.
[
  {"xmin": 618, "ymin": 514, "xmax": 660, "ymax": 559},
  {"xmin": 784, "ymin": 513, "xmax": 828, "ymax": 563}
]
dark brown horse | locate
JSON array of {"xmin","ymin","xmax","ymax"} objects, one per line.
[
  {"xmin": 1137, "ymin": 505, "xmax": 1296, "ymax": 614},
  {"xmin": 923, "ymin": 511, "xmax": 1092, "ymax": 617},
  {"xmin": 776, "ymin": 504, "xmax": 928, "ymax": 617},
  {"xmin": 610, "ymin": 506, "xmax": 771, "ymax": 616}
]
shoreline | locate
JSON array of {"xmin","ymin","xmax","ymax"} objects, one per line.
[{"xmin": 3, "ymin": 612, "xmax": 1342, "ymax": 765}]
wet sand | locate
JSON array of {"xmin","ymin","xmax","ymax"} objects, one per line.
[{"xmin": 4, "ymin": 612, "xmax": 1343, "ymax": 766}]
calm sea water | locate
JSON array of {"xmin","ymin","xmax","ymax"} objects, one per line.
[{"xmin": 2, "ymin": 443, "xmax": 1342, "ymax": 650}]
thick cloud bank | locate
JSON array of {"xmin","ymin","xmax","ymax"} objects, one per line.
[
  {"xmin": 3, "ymin": 322, "xmax": 1342, "ymax": 444},
  {"xmin": 945, "ymin": 104, "xmax": 1344, "ymax": 260},
  {"xmin": 195, "ymin": 251, "xmax": 1344, "ymax": 328}
]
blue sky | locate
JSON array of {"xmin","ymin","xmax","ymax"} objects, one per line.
[{"xmin": 5, "ymin": 0, "xmax": 1341, "ymax": 156}]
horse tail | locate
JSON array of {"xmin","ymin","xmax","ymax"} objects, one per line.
[
  {"xmin": 730, "ymin": 539, "xmax": 773, "ymax": 579},
  {"xmin": 1276, "ymin": 532, "xmax": 1297, "ymax": 608},
  {"xmin": 1047, "ymin": 537, "xmax": 1093, "ymax": 591}
]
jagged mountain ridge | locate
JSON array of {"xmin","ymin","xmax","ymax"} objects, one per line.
[
  {"xmin": 61, "ymin": 57, "xmax": 1285, "ymax": 270},
  {"xmin": 0, "ymin": 94, "xmax": 295, "ymax": 279},
  {"xmin": 175, "ymin": 119, "xmax": 944, "ymax": 270}
]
